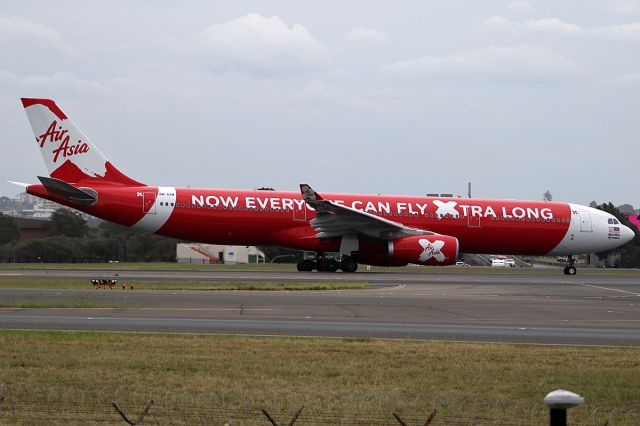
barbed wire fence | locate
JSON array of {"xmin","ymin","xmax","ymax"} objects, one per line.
[{"xmin": 0, "ymin": 383, "xmax": 638, "ymax": 425}]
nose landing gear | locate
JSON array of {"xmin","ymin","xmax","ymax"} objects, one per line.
[{"xmin": 563, "ymin": 255, "xmax": 577, "ymax": 275}]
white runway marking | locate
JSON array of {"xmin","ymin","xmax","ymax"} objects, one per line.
[{"xmin": 574, "ymin": 282, "xmax": 640, "ymax": 297}]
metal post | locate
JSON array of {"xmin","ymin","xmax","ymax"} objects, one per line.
[{"xmin": 544, "ymin": 389, "xmax": 584, "ymax": 426}]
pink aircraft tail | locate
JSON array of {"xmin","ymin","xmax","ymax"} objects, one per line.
[{"xmin": 21, "ymin": 98, "xmax": 143, "ymax": 186}]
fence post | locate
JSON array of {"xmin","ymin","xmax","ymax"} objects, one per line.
[
  {"xmin": 544, "ymin": 389, "xmax": 584, "ymax": 426},
  {"xmin": 393, "ymin": 409, "xmax": 436, "ymax": 425},
  {"xmin": 112, "ymin": 400, "xmax": 154, "ymax": 425},
  {"xmin": 261, "ymin": 406, "xmax": 303, "ymax": 426}
]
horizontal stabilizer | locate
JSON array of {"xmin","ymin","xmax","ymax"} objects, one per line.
[{"xmin": 37, "ymin": 176, "xmax": 97, "ymax": 205}]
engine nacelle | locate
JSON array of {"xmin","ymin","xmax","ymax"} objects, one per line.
[{"xmin": 387, "ymin": 234, "xmax": 459, "ymax": 266}]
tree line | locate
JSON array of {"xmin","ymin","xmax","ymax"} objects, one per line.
[
  {"xmin": 596, "ymin": 202, "xmax": 640, "ymax": 268},
  {"xmin": 0, "ymin": 204, "xmax": 638, "ymax": 266},
  {"xmin": 0, "ymin": 209, "xmax": 179, "ymax": 263}
]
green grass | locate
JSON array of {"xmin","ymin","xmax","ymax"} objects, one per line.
[
  {"xmin": 0, "ymin": 276, "xmax": 369, "ymax": 291},
  {"xmin": 0, "ymin": 262, "xmax": 298, "ymax": 271},
  {"xmin": 0, "ymin": 331, "xmax": 638, "ymax": 425},
  {"xmin": 1, "ymin": 261, "xmax": 639, "ymax": 275},
  {"xmin": 0, "ymin": 297, "xmax": 120, "ymax": 309}
]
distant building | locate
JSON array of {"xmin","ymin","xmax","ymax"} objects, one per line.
[
  {"xmin": 30, "ymin": 199, "xmax": 64, "ymax": 219},
  {"xmin": 1, "ymin": 192, "xmax": 88, "ymax": 221},
  {"xmin": 177, "ymin": 243, "xmax": 265, "ymax": 264},
  {"xmin": 15, "ymin": 217, "xmax": 51, "ymax": 240}
]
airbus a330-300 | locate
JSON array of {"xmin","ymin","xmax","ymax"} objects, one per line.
[{"xmin": 13, "ymin": 98, "xmax": 635, "ymax": 275}]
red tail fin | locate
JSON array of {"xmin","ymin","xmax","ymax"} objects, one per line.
[{"xmin": 21, "ymin": 98, "xmax": 144, "ymax": 186}]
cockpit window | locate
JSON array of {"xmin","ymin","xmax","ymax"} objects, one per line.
[
  {"xmin": 614, "ymin": 219, "xmax": 619, "ymax": 224},
  {"xmin": 608, "ymin": 218, "xmax": 613, "ymax": 224},
  {"xmin": 608, "ymin": 218, "xmax": 620, "ymax": 225}
]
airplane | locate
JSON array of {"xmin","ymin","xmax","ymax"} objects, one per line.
[{"xmin": 13, "ymin": 98, "xmax": 635, "ymax": 275}]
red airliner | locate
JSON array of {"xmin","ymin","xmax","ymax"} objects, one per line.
[{"xmin": 15, "ymin": 98, "xmax": 634, "ymax": 275}]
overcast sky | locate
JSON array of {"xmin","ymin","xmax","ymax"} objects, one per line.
[{"xmin": 1, "ymin": 0, "xmax": 639, "ymax": 207}]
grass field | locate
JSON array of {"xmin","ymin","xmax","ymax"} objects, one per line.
[
  {"xmin": 0, "ymin": 297, "xmax": 120, "ymax": 309},
  {"xmin": 2, "ymin": 261, "xmax": 640, "ymax": 276},
  {"xmin": 0, "ymin": 331, "xmax": 638, "ymax": 425},
  {"xmin": 0, "ymin": 276, "xmax": 369, "ymax": 291}
]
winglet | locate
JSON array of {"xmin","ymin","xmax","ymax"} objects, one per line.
[{"xmin": 300, "ymin": 184, "xmax": 323, "ymax": 202}]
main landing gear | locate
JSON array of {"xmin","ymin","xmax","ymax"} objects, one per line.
[
  {"xmin": 296, "ymin": 254, "xmax": 358, "ymax": 273},
  {"xmin": 563, "ymin": 255, "xmax": 577, "ymax": 276}
]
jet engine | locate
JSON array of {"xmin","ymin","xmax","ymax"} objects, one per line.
[{"xmin": 386, "ymin": 234, "xmax": 459, "ymax": 266}]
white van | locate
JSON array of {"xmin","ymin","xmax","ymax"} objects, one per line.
[{"xmin": 491, "ymin": 259, "xmax": 506, "ymax": 267}]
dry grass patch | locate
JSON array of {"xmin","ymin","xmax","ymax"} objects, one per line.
[
  {"xmin": 0, "ymin": 276, "xmax": 368, "ymax": 291},
  {"xmin": 0, "ymin": 331, "xmax": 639, "ymax": 424}
]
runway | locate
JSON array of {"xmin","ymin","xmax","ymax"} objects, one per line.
[{"xmin": 1, "ymin": 270, "xmax": 639, "ymax": 345}]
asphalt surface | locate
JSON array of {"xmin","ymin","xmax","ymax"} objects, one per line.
[{"xmin": 1, "ymin": 269, "xmax": 639, "ymax": 345}]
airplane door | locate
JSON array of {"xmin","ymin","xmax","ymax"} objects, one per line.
[
  {"xmin": 143, "ymin": 192, "xmax": 157, "ymax": 214},
  {"xmin": 579, "ymin": 210, "xmax": 592, "ymax": 232},
  {"xmin": 467, "ymin": 213, "xmax": 481, "ymax": 228},
  {"xmin": 293, "ymin": 199, "xmax": 306, "ymax": 221}
]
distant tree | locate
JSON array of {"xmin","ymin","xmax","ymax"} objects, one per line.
[
  {"xmin": 596, "ymin": 202, "xmax": 640, "ymax": 268},
  {"xmin": 260, "ymin": 246, "xmax": 303, "ymax": 263},
  {"xmin": 127, "ymin": 233, "xmax": 178, "ymax": 261},
  {"xmin": 589, "ymin": 201, "xmax": 598, "ymax": 208},
  {"xmin": 13, "ymin": 239, "xmax": 47, "ymax": 262},
  {"xmin": 50, "ymin": 209, "xmax": 88, "ymax": 238},
  {"xmin": 542, "ymin": 190, "xmax": 553, "ymax": 202},
  {"xmin": 13, "ymin": 236, "xmax": 78, "ymax": 262},
  {"xmin": 0, "ymin": 213, "xmax": 20, "ymax": 244}
]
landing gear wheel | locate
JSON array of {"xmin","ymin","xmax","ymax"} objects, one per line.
[
  {"xmin": 297, "ymin": 259, "xmax": 314, "ymax": 272},
  {"xmin": 563, "ymin": 266, "xmax": 577, "ymax": 276},
  {"xmin": 340, "ymin": 258, "xmax": 358, "ymax": 273},
  {"xmin": 318, "ymin": 259, "xmax": 339, "ymax": 272},
  {"xmin": 326, "ymin": 259, "xmax": 339, "ymax": 272}
]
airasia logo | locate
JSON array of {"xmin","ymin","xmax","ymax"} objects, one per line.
[
  {"xmin": 433, "ymin": 200, "xmax": 460, "ymax": 218},
  {"xmin": 418, "ymin": 238, "xmax": 446, "ymax": 263},
  {"xmin": 37, "ymin": 120, "xmax": 89, "ymax": 163}
]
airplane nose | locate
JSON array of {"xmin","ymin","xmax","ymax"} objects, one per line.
[{"xmin": 622, "ymin": 225, "xmax": 636, "ymax": 244}]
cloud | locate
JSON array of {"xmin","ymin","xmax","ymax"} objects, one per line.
[
  {"xmin": 507, "ymin": 1, "xmax": 533, "ymax": 16},
  {"xmin": 303, "ymin": 81, "xmax": 395, "ymax": 111},
  {"xmin": 381, "ymin": 45, "xmax": 578, "ymax": 81},
  {"xmin": 0, "ymin": 70, "xmax": 109, "ymax": 96},
  {"xmin": 0, "ymin": 15, "xmax": 82, "ymax": 57},
  {"xmin": 484, "ymin": 15, "xmax": 640, "ymax": 43},
  {"xmin": 610, "ymin": 72, "xmax": 640, "ymax": 86},
  {"xmin": 344, "ymin": 27, "xmax": 389, "ymax": 44},
  {"xmin": 198, "ymin": 13, "xmax": 329, "ymax": 74},
  {"xmin": 600, "ymin": 0, "xmax": 640, "ymax": 16},
  {"xmin": 484, "ymin": 15, "xmax": 582, "ymax": 37}
]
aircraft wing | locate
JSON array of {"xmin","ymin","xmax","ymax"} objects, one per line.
[{"xmin": 300, "ymin": 184, "xmax": 433, "ymax": 240}]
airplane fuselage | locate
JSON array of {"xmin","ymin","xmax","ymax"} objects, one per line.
[
  {"xmin": 18, "ymin": 97, "xmax": 635, "ymax": 273},
  {"xmin": 26, "ymin": 184, "xmax": 628, "ymax": 258}
]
